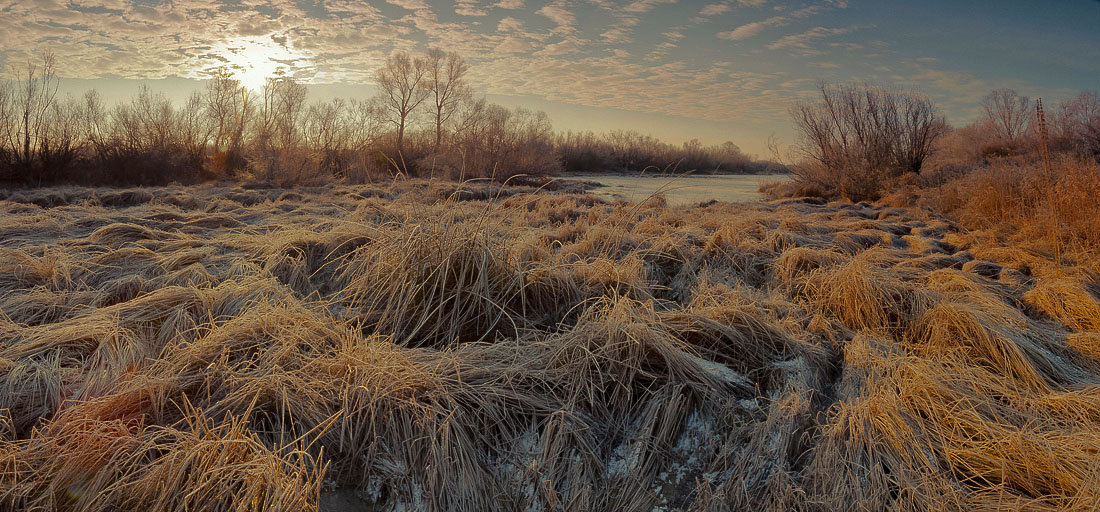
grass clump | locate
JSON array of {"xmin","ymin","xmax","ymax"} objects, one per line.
[{"xmin": 1024, "ymin": 276, "xmax": 1100, "ymax": 333}]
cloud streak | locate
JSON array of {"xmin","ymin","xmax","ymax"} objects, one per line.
[
  {"xmin": 717, "ymin": 5, "xmax": 824, "ymax": 41},
  {"xmin": 767, "ymin": 25, "xmax": 860, "ymax": 55}
]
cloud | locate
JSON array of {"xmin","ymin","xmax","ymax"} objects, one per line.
[
  {"xmin": 767, "ymin": 26, "xmax": 857, "ymax": 55},
  {"xmin": 493, "ymin": 35, "xmax": 536, "ymax": 54},
  {"xmin": 719, "ymin": 18, "xmax": 779, "ymax": 40},
  {"xmin": 494, "ymin": 0, "xmax": 524, "ymax": 7},
  {"xmin": 536, "ymin": 4, "xmax": 574, "ymax": 30},
  {"xmin": 496, "ymin": 16, "xmax": 525, "ymax": 32},
  {"xmin": 623, "ymin": 0, "xmax": 677, "ymax": 13},
  {"xmin": 533, "ymin": 36, "xmax": 585, "ymax": 56},
  {"xmin": 385, "ymin": 0, "xmax": 430, "ymax": 10},
  {"xmin": 718, "ymin": 5, "xmax": 824, "ymax": 41},
  {"xmin": 617, "ymin": 15, "xmax": 641, "ymax": 27},
  {"xmin": 455, "ymin": 0, "xmax": 488, "ymax": 16},
  {"xmin": 601, "ymin": 27, "xmax": 632, "ymax": 44},
  {"xmin": 699, "ymin": 3, "xmax": 731, "ymax": 17}
]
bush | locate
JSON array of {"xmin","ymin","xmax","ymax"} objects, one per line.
[{"xmin": 786, "ymin": 83, "xmax": 947, "ymax": 201}]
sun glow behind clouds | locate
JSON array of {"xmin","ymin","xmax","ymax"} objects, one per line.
[{"xmin": 207, "ymin": 35, "xmax": 312, "ymax": 91}]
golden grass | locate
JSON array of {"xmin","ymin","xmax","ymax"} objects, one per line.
[
  {"xmin": 2, "ymin": 179, "xmax": 1100, "ymax": 510},
  {"xmin": 1024, "ymin": 277, "xmax": 1100, "ymax": 333},
  {"xmin": 932, "ymin": 157, "xmax": 1100, "ymax": 259}
]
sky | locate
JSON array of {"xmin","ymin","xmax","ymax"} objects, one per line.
[{"xmin": 1, "ymin": 0, "xmax": 1098, "ymax": 156}]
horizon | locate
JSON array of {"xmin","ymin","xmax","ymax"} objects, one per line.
[{"xmin": 3, "ymin": 0, "xmax": 1099, "ymax": 156}]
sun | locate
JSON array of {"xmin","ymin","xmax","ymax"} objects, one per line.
[{"xmin": 209, "ymin": 35, "xmax": 311, "ymax": 91}]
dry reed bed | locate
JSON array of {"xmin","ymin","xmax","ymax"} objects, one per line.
[{"xmin": 1, "ymin": 180, "xmax": 1099, "ymax": 511}]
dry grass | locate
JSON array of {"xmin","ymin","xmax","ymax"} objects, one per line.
[
  {"xmin": 931, "ymin": 156, "xmax": 1100, "ymax": 260},
  {"xmin": 1, "ymin": 179, "xmax": 1099, "ymax": 511},
  {"xmin": 1024, "ymin": 277, "xmax": 1100, "ymax": 333}
]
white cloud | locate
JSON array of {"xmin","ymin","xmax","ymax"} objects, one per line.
[
  {"xmin": 601, "ymin": 27, "xmax": 632, "ymax": 44},
  {"xmin": 494, "ymin": 35, "xmax": 536, "ymax": 54},
  {"xmin": 385, "ymin": 0, "xmax": 430, "ymax": 10},
  {"xmin": 717, "ymin": 5, "xmax": 823, "ymax": 41},
  {"xmin": 455, "ymin": 0, "xmax": 487, "ymax": 16},
  {"xmin": 719, "ymin": 19, "xmax": 777, "ymax": 40},
  {"xmin": 496, "ymin": 16, "xmax": 525, "ymax": 32},
  {"xmin": 623, "ymin": 0, "xmax": 677, "ymax": 13},
  {"xmin": 494, "ymin": 0, "xmax": 524, "ymax": 8},
  {"xmin": 536, "ymin": 4, "xmax": 574, "ymax": 30},
  {"xmin": 699, "ymin": 3, "xmax": 731, "ymax": 17},
  {"xmin": 767, "ymin": 26, "xmax": 857, "ymax": 55}
]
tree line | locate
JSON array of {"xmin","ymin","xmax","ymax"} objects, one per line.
[{"xmin": 0, "ymin": 51, "xmax": 778, "ymax": 187}]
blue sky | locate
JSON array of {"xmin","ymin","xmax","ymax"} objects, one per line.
[{"xmin": 1, "ymin": 0, "xmax": 1098, "ymax": 156}]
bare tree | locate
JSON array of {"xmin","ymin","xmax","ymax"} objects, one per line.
[
  {"xmin": 256, "ymin": 79, "xmax": 280, "ymax": 157},
  {"xmin": 78, "ymin": 90, "xmax": 108, "ymax": 156},
  {"xmin": 452, "ymin": 96, "xmax": 488, "ymax": 143},
  {"xmin": 205, "ymin": 68, "xmax": 252, "ymax": 172},
  {"xmin": 0, "ymin": 52, "xmax": 59, "ymax": 179},
  {"xmin": 789, "ymin": 82, "xmax": 946, "ymax": 199},
  {"xmin": 304, "ymin": 98, "xmax": 349, "ymax": 174},
  {"xmin": 375, "ymin": 51, "xmax": 429, "ymax": 157},
  {"xmin": 451, "ymin": 102, "xmax": 559, "ymax": 177},
  {"xmin": 275, "ymin": 78, "xmax": 307, "ymax": 153},
  {"xmin": 178, "ymin": 91, "xmax": 210, "ymax": 169},
  {"xmin": 1057, "ymin": 91, "xmax": 1100, "ymax": 159},
  {"xmin": 256, "ymin": 76, "xmax": 307, "ymax": 181},
  {"xmin": 0, "ymin": 78, "xmax": 14, "ymax": 176},
  {"xmin": 207, "ymin": 69, "xmax": 238, "ymax": 151},
  {"xmin": 344, "ymin": 98, "xmax": 387, "ymax": 180},
  {"xmin": 423, "ymin": 48, "xmax": 471, "ymax": 152},
  {"xmin": 132, "ymin": 85, "xmax": 176, "ymax": 150},
  {"xmin": 347, "ymin": 98, "xmax": 386, "ymax": 153},
  {"xmin": 982, "ymin": 88, "xmax": 1032, "ymax": 146},
  {"xmin": 41, "ymin": 95, "xmax": 82, "ymax": 174}
]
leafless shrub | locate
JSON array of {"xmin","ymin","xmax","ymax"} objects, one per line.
[
  {"xmin": 1056, "ymin": 91, "xmax": 1100, "ymax": 160},
  {"xmin": 788, "ymin": 82, "xmax": 947, "ymax": 201},
  {"xmin": 982, "ymin": 88, "xmax": 1033, "ymax": 149}
]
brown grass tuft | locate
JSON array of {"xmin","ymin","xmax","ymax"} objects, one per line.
[{"xmin": 1024, "ymin": 277, "xmax": 1100, "ymax": 333}]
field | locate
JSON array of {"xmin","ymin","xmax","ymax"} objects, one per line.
[{"xmin": 2, "ymin": 180, "xmax": 1100, "ymax": 511}]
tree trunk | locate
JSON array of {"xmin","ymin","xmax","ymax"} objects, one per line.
[
  {"xmin": 397, "ymin": 116, "xmax": 406, "ymax": 157},
  {"xmin": 435, "ymin": 109, "xmax": 443, "ymax": 152}
]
